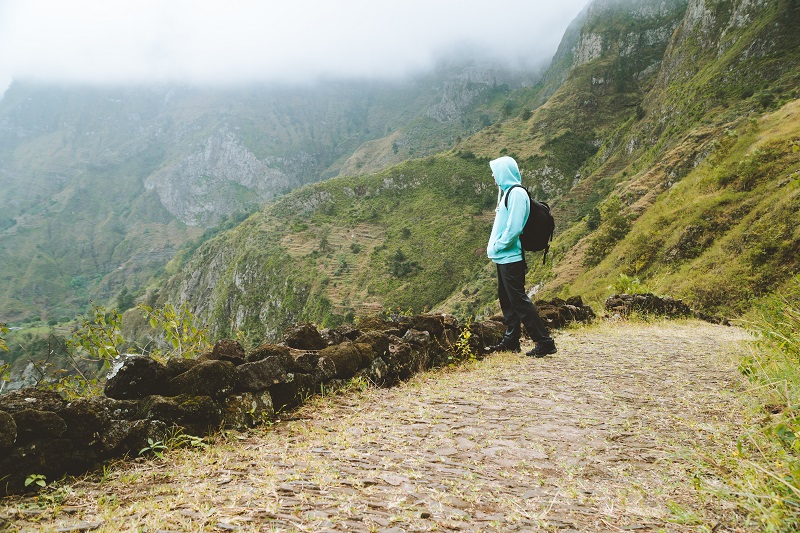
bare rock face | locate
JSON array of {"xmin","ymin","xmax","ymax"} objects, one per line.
[
  {"xmin": 104, "ymin": 355, "xmax": 169, "ymax": 400},
  {"xmin": 283, "ymin": 323, "xmax": 327, "ymax": 351}
]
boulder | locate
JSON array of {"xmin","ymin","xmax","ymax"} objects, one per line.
[
  {"xmin": 322, "ymin": 323, "xmax": 361, "ymax": 345},
  {"xmin": 354, "ymin": 331, "xmax": 391, "ymax": 359},
  {"xmin": 139, "ymin": 394, "xmax": 222, "ymax": 435},
  {"xmin": 0, "ymin": 410, "xmax": 16, "ymax": 450},
  {"xmin": 468, "ymin": 320, "xmax": 505, "ymax": 356},
  {"xmin": 247, "ymin": 343, "xmax": 291, "ymax": 366},
  {"xmin": 604, "ymin": 293, "xmax": 692, "ymax": 318},
  {"xmin": 209, "ymin": 339, "xmax": 246, "ymax": 365},
  {"xmin": 164, "ymin": 357, "xmax": 201, "ymax": 380},
  {"xmin": 234, "ymin": 357, "xmax": 289, "ymax": 392},
  {"xmin": 0, "ymin": 388, "xmax": 67, "ymax": 414},
  {"xmin": 104, "ymin": 355, "xmax": 169, "ymax": 400},
  {"xmin": 315, "ymin": 356, "xmax": 337, "ymax": 382},
  {"xmin": 99, "ymin": 419, "xmax": 169, "ymax": 455},
  {"xmin": 402, "ymin": 328, "xmax": 431, "ymax": 347},
  {"xmin": 60, "ymin": 397, "xmax": 113, "ymax": 443},
  {"xmin": 223, "ymin": 391, "xmax": 274, "ymax": 430},
  {"xmin": 169, "ymin": 360, "xmax": 236, "ymax": 398},
  {"xmin": 11, "ymin": 409, "xmax": 67, "ymax": 444},
  {"xmin": 270, "ymin": 373, "xmax": 318, "ymax": 412},
  {"xmin": 0, "ymin": 439, "xmax": 96, "ymax": 494},
  {"xmin": 288, "ymin": 350, "xmax": 319, "ymax": 373},
  {"xmin": 317, "ymin": 342, "xmax": 365, "ymax": 379},
  {"xmin": 357, "ymin": 356, "xmax": 392, "ymax": 387},
  {"xmin": 283, "ymin": 323, "xmax": 326, "ymax": 350},
  {"xmin": 409, "ymin": 314, "xmax": 445, "ymax": 337},
  {"xmin": 355, "ymin": 316, "xmax": 391, "ymax": 333},
  {"xmin": 384, "ymin": 338, "xmax": 415, "ymax": 381}
]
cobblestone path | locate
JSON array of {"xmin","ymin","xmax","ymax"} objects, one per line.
[{"xmin": 1, "ymin": 320, "xmax": 752, "ymax": 532}]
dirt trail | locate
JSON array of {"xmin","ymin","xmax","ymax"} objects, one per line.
[{"xmin": 1, "ymin": 320, "xmax": 753, "ymax": 532}]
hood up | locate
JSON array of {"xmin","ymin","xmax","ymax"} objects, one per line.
[{"xmin": 489, "ymin": 156, "xmax": 522, "ymax": 191}]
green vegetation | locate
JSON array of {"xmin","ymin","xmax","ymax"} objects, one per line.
[{"xmin": 709, "ymin": 277, "xmax": 800, "ymax": 530}]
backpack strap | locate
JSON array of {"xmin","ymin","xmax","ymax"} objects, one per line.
[{"xmin": 503, "ymin": 184, "xmax": 527, "ymax": 209}]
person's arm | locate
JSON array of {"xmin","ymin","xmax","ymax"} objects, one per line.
[{"xmin": 491, "ymin": 188, "xmax": 528, "ymax": 254}]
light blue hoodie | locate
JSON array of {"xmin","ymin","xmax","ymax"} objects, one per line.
[{"xmin": 486, "ymin": 156, "xmax": 529, "ymax": 264}]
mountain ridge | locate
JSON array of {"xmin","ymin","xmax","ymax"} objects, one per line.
[{"xmin": 149, "ymin": 0, "xmax": 799, "ymax": 341}]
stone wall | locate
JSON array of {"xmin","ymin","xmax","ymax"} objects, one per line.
[{"xmin": 0, "ymin": 305, "xmax": 595, "ymax": 495}]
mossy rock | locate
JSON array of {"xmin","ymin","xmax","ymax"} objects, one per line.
[
  {"xmin": 0, "ymin": 410, "xmax": 16, "ymax": 450},
  {"xmin": 318, "ymin": 342, "xmax": 366, "ymax": 379},
  {"xmin": 139, "ymin": 394, "xmax": 223, "ymax": 435},
  {"xmin": 210, "ymin": 339, "xmax": 246, "ymax": 365},
  {"xmin": 234, "ymin": 357, "xmax": 289, "ymax": 392},
  {"xmin": 11, "ymin": 409, "xmax": 67, "ymax": 444},
  {"xmin": 164, "ymin": 357, "xmax": 201, "ymax": 380},
  {"xmin": 169, "ymin": 360, "xmax": 236, "ymax": 398},
  {"xmin": 283, "ymin": 323, "xmax": 326, "ymax": 350},
  {"xmin": 269, "ymin": 373, "xmax": 318, "ymax": 412},
  {"xmin": 223, "ymin": 391, "xmax": 274, "ymax": 430},
  {"xmin": 354, "ymin": 331, "xmax": 391, "ymax": 359},
  {"xmin": 105, "ymin": 355, "xmax": 169, "ymax": 400},
  {"xmin": 0, "ymin": 388, "xmax": 67, "ymax": 414}
]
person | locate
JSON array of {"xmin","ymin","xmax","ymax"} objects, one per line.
[{"xmin": 484, "ymin": 156, "xmax": 557, "ymax": 358}]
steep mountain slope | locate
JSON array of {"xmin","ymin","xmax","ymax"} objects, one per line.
[
  {"xmin": 541, "ymin": 0, "xmax": 800, "ymax": 314},
  {"xmin": 149, "ymin": 156, "xmax": 495, "ymax": 339},
  {"xmin": 0, "ymin": 63, "xmax": 533, "ymax": 323},
  {"xmin": 150, "ymin": 0, "xmax": 800, "ymax": 341}
]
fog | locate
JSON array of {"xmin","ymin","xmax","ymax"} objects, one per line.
[{"xmin": 0, "ymin": 0, "xmax": 588, "ymax": 95}]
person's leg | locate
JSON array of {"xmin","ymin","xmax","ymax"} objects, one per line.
[
  {"xmin": 485, "ymin": 264, "xmax": 521, "ymax": 353},
  {"xmin": 496, "ymin": 264, "xmax": 522, "ymax": 350},
  {"xmin": 498, "ymin": 261, "xmax": 556, "ymax": 357}
]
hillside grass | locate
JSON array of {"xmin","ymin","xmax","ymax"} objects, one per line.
[
  {"xmin": 550, "ymin": 98, "xmax": 800, "ymax": 317},
  {"xmin": 700, "ymin": 276, "xmax": 800, "ymax": 531},
  {"xmin": 155, "ymin": 155, "xmax": 499, "ymax": 341}
]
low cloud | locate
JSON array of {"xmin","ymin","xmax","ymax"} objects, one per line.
[{"xmin": 0, "ymin": 0, "xmax": 588, "ymax": 93}]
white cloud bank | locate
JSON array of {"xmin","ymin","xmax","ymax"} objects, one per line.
[{"xmin": 0, "ymin": 0, "xmax": 588, "ymax": 93}]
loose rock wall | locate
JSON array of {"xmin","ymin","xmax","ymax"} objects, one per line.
[
  {"xmin": 0, "ymin": 306, "xmax": 595, "ymax": 495},
  {"xmin": 605, "ymin": 293, "xmax": 730, "ymax": 324}
]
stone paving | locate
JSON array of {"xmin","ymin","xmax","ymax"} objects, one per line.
[{"xmin": 0, "ymin": 320, "xmax": 753, "ymax": 532}]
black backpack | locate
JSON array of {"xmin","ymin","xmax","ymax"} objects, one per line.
[{"xmin": 504, "ymin": 184, "xmax": 555, "ymax": 264}]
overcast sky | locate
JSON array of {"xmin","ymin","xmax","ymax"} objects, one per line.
[{"xmin": 0, "ymin": 0, "xmax": 588, "ymax": 95}]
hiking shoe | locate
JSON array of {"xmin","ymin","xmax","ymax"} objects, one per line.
[
  {"xmin": 484, "ymin": 342, "xmax": 521, "ymax": 354},
  {"xmin": 526, "ymin": 340, "xmax": 557, "ymax": 358}
]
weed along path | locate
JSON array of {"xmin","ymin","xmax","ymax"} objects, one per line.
[{"xmin": 1, "ymin": 320, "xmax": 753, "ymax": 532}]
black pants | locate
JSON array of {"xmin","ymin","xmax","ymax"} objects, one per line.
[{"xmin": 496, "ymin": 260, "xmax": 551, "ymax": 346}]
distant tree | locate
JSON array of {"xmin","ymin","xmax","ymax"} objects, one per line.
[
  {"xmin": 389, "ymin": 249, "xmax": 420, "ymax": 278},
  {"xmin": 116, "ymin": 288, "xmax": 135, "ymax": 312},
  {"xmin": 584, "ymin": 196, "xmax": 632, "ymax": 266}
]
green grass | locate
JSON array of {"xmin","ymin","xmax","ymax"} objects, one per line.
[{"xmin": 705, "ymin": 276, "xmax": 800, "ymax": 531}]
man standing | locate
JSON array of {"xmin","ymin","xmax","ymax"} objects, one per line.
[{"xmin": 485, "ymin": 156, "xmax": 557, "ymax": 357}]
